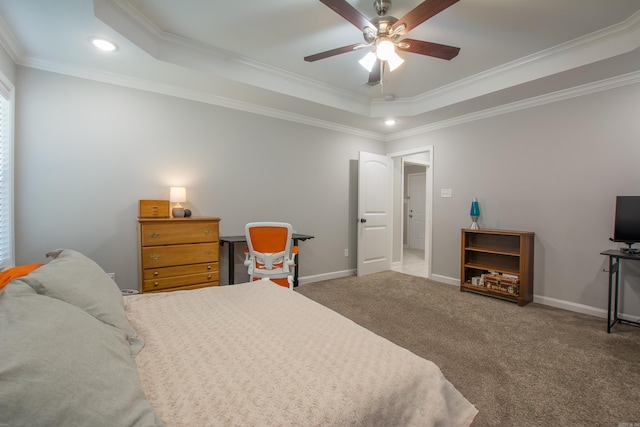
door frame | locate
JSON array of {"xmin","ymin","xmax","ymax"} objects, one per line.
[
  {"xmin": 388, "ymin": 146, "xmax": 433, "ymax": 279},
  {"xmin": 407, "ymin": 171, "xmax": 426, "ymax": 251}
]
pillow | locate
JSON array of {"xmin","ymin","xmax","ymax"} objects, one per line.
[
  {"xmin": 0, "ymin": 282, "xmax": 163, "ymax": 427},
  {"xmin": 19, "ymin": 249, "xmax": 143, "ymax": 355},
  {"xmin": 1, "ymin": 279, "xmax": 37, "ymax": 295},
  {"xmin": 0, "ymin": 263, "xmax": 43, "ymax": 291}
]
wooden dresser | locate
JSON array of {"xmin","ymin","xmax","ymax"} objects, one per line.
[{"xmin": 137, "ymin": 217, "xmax": 220, "ymax": 293}]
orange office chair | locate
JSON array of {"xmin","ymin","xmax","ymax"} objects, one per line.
[{"xmin": 244, "ymin": 222, "xmax": 298, "ymax": 289}]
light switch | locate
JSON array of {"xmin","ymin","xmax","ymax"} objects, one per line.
[{"xmin": 441, "ymin": 189, "xmax": 452, "ymax": 198}]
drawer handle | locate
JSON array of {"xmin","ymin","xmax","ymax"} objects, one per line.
[
  {"xmin": 153, "ymin": 282, "xmax": 159, "ymax": 287},
  {"xmin": 207, "ymin": 275, "xmax": 212, "ymax": 280},
  {"xmin": 150, "ymin": 253, "xmax": 160, "ymax": 260},
  {"xmin": 204, "ymin": 229, "xmax": 213, "ymax": 236},
  {"xmin": 149, "ymin": 231, "xmax": 160, "ymax": 238},
  {"xmin": 207, "ymin": 265, "xmax": 211, "ymax": 270},
  {"xmin": 154, "ymin": 271, "xmax": 159, "ymax": 276}
]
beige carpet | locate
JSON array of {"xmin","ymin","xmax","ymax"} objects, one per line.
[{"xmin": 296, "ymin": 271, "xmax": 640, "ymax": 427}]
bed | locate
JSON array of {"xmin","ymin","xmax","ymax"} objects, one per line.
[{"xmin": 0, "ymin": 249, "xmax": 477, "ymax": 426}]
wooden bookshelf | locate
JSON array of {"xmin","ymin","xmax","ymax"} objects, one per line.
[{"xmin": 460, "ymin": 229, "xmax": 534, "ymax": 306}]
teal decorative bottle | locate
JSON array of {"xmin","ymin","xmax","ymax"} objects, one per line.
[{"xmin": 470, "ymin": 198, "xmax": 480, "ymax": 230}]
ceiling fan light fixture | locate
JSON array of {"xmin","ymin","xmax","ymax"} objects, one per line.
[
  {"xmin": 386, "ymin": 50, "xmax": 404, "ymax": 71},
  {"xmin": 359, "ymin": 51, "xmax": 377, "ymax": 72},
  {"xmin": 376, "ymin": 38, "xmax": 395, "ymax": 61}
]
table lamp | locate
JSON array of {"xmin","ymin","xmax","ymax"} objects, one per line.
[
  {"xmin": 470, "ymin": 198, "xmax": 480, "ymax": 230},
  {"xmin": 170, "ymin": 186, "xmax": 186, "ymax": 218}
]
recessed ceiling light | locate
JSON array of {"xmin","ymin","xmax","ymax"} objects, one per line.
[
  {"xmin": 385, "ymin": 119, "xmax": 397, "ymax": 126},
  {"xmin": 90, "ymin": 37, "xmax": 117, "ymax": 52}
]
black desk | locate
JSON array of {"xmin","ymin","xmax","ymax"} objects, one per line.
[
  {"xmin": 220, "ymin": 233, "xmax": 314, "ymax": 287},
  {"xmin": 601, "ymin": 249, "xmax": 640, "ymax": 333}
]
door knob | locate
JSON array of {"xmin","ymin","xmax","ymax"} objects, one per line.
[{"xmin": 359, "ymin": 218, "xmax": 367, "ymax": 223}]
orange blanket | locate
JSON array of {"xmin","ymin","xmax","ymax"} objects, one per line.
[{"xmin": 0, "ymin": 264, "xmax": 44, "ymax": 290}]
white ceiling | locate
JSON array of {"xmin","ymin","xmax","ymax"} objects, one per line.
[{"xmin": 0, "ymin": 0, "xmax": 639, "ymax": 137}]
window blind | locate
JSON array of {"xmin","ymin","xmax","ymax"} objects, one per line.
[{"xmin": 0, "ymin": 73, "xmax": 14, "ymax": 270}]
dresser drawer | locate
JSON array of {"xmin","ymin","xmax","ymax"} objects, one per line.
[
  {"xmin": 141, "ymin": 243, "xmax": 218, "ymax": 269},
  {"xmin": 143, "ymin": 271, "xmax": 219, "ymax": 292},
  {"xmin": 141, "ymin": 221, "xmax": 219, "ymax": 246},
  {"xmin": 143, "ymin": 262, "xmax": 218, "ymax": 280}
]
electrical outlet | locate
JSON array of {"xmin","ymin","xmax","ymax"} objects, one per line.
[
  {"xmin": 344, "ymin": 249, "xmax": 349, "ymax": 257},
  {"xmin": 441, "ymin": 188, "xmax": 452, "ymax": 198}
]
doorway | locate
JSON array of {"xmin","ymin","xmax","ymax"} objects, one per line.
[
  {"xmin": 407, "ymin": 172, "xmax": 426, "ymax": 251},
  {"xmin": 402, "ymin": 169, "xmax": 428, "ymax": 276},
  {"xmin": 389, "ymin": 147, "xmax": 433, "ymax": 279}
]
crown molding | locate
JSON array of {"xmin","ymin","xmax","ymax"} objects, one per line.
[
  {"xmin": 385, "ymin": 70, "xmax": 640, "ymax": 141},
  {"xmin": 0, "ymin": 2, "xmax": 638, "ymax": 141},
  {"xmin": 5, "ymin": 46, "xmax": 639, "ymax": 143},
  {"xmin": 93, "ymin": 0, "xmax": 372, "ymax": 116},
  {"xmin": 0, "ymin": 13, "xmax": 23, "ymax": 64},
  {"xmin": 14, "ymin": 55, "xmax": 385, "ymax": 141},
  {"xmin": 99, "ymin": 0, "xmax": 640, "ymax": 120},
  {"xmin": 3, "ymin": 33, "xmax": 639, "ymax": 143},
  {"xmin": 371, "ymin": 9, "xmax": 640, "ymax": 118}
]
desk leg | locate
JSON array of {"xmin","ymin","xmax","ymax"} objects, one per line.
[
  {"xmin": 613, "ymin": 259, "xmax": 619, "ymax": 325},
  {"xmin": 293, "ymin": 238, "xmax": 300, "ymax": 287},
  {"xmin": 607, "ymin": 256, "xmax": 614, "ymax": 333},
  {"xmin": 228, "ymin": 242, "xmax": 235, "ymax": 285},
  {"xmin": 607, "ymin": 257, "xmax": 621, "ymax": 333}
]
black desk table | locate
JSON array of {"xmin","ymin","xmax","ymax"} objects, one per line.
[
  {"xmin": 220, "ymin": 233, "xmax": 314, "ymax": 287},
  {"xmin": 601, "ymin": 249, "xmax": 640, "ymax": 333}
]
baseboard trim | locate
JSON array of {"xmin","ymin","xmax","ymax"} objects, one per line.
[
  {"xmin": 430, "ymin": 274, "xmax": 459, "ymax": 286},
  {"xmin": 534, "ymin": 295, "xmax": 640, "ymax": 322},
  {"xmin": 533, "ymin": 295, "xmax": 607, "ymax": 319},
  {"xmin": 304, "ymin": 270, "xmax": 640, "ymax": 321},
  {"xmin": 298, "ymin": 269, "xmax": 355, "ymax": 285},
  {"xmin": 426, "ymin": 274, "xmax": 617, "ymax": 320}
]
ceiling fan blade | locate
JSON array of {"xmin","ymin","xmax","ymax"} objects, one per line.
[
  {"xmin": 397, "ymin": 38, "xmax": 460, "ymax": 60},
  {"xmin": 392, "ymin": 0, "xmax": 460, "ymax": 34},
  {"xmin": 367, "ymin": 60, "xmax": 381, "ymax": 86},
  {"xmin": 304, "ymin": 43, "xmax": 363, "ymax": 62},
  {"xmin": 320, "ymin": 0, "xmax": 374, "ymax": 32}
]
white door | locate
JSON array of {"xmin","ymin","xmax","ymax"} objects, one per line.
[
  {"xmin": 408, "ymin": 173, "xmax": 426, "ymax": 250},
  {"xmin": 357, "ymin": 151, "xmax": 393, "ymax": 276}
]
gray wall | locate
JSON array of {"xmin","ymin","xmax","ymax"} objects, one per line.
[
  {"xmin": 4, "ymin": 47, "xmax": 639, "ymax": 319},
  {"xmin": 13, "ymin": 67, "xmax": 384, "ymax": 288},
  {"xmin": 387, "ymin": 82, "xmax": 640, "ymax": 317}
]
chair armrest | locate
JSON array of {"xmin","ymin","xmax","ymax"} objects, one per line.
[
  {"xmin": 286, "ymin": 246, "xmax": 299, "ymax": 267},
  {"xmin": 244, "ymin": 248, "xmax": 251, "ymax": 267}
]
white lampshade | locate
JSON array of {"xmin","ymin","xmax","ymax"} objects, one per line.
[
  {"xmin": 170, "ymin": 187, "xmax": 187, "ymax": 218},
  {"xmin": 386, "ymin": 50, "xmax": 404, "ymax": 71},
  {"xmin": 169, "ymin": 187, "xmax": 186, "ymax": 203},
  {"xmin": 359, "ymin": 51, "xmax": 377, "ymax": 72}
]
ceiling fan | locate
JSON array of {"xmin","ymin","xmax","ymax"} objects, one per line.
[{"xmin": 304, "ymin": 0, "xmax": 461, "ymax": 86}]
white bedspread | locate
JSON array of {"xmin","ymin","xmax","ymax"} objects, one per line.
[{"xmin": 125, "ymin": 280, "xmax": 477, "ymax": 426}]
